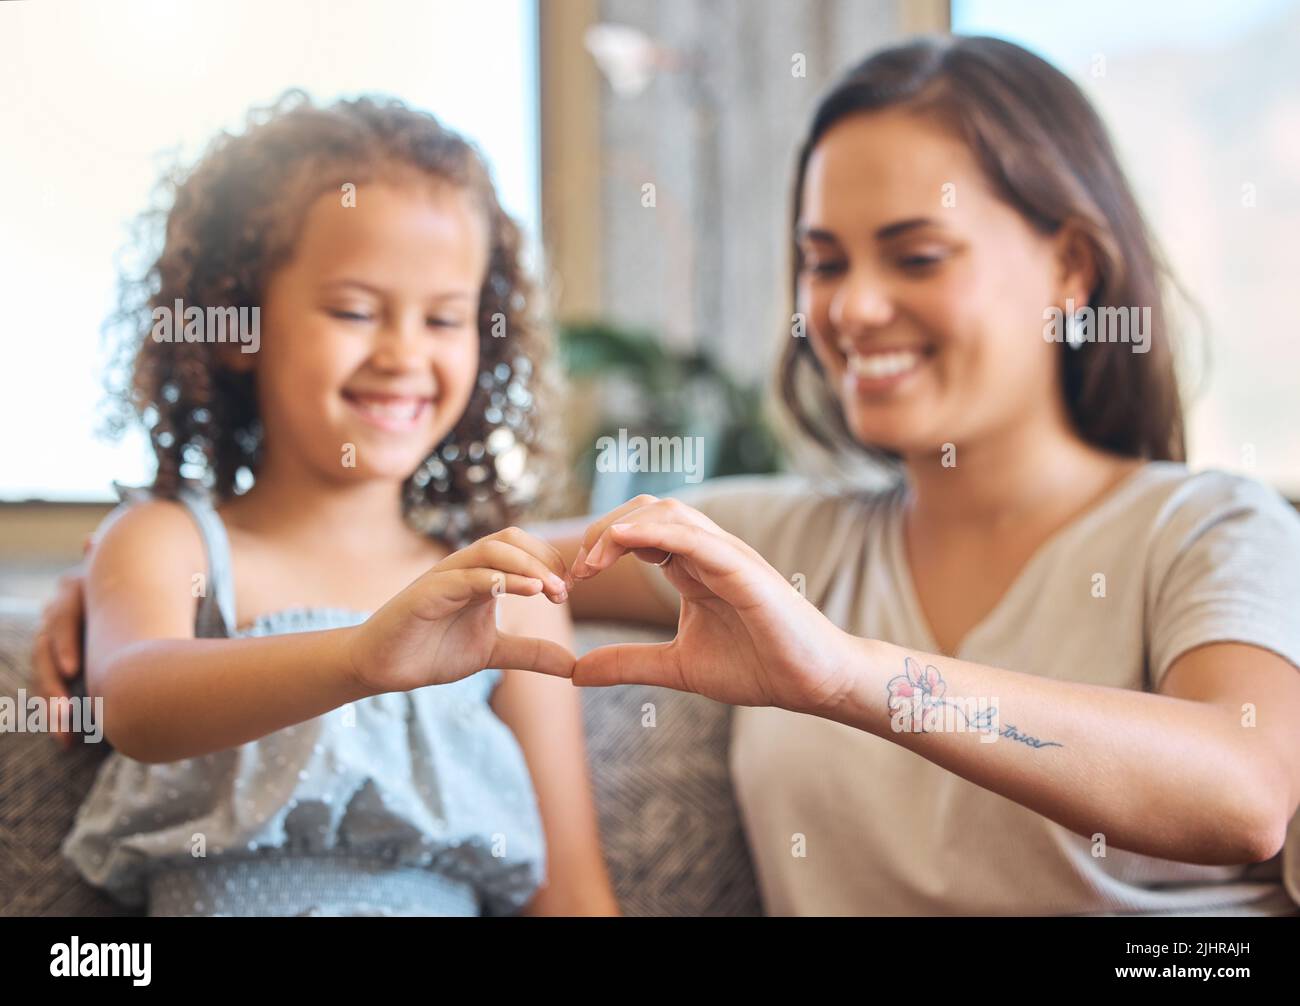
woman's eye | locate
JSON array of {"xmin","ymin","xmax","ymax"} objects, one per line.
[
  {"xmin": 799, "ymin": 259, "xmax": 846, "ymax": 278},
  {"xmin": 897, "ymin": 252, "xmax": 947, "ymax": 271},
  {"xmin": 426, "ymin": 316, "xmax": 461, "ymax": 329}
]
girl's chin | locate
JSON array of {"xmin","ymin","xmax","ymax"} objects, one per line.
[{"xmin": 336, "ymin": 445, "xmax": 440, "ymax": 481}]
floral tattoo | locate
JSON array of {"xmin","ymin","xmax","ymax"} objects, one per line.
[{"xmin": 886, "ymin": 656, "xmax": 1063, "ymax": 749}]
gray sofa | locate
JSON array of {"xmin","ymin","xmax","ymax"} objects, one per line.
[{"xmin": 0, "ymin": 612, "xmax": 762, "ymax": 916}]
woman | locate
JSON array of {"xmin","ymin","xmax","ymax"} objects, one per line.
[{"xmin": 34, "ymin": 35, "xmax": 1300, "ymax": 915}]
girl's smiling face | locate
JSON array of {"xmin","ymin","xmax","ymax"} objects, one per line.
[
  {"xmin": 244, "ymin": 180, "xmax": 488, "ymax": 485},
  {"xmin": 796, "ymin": 107, "xmax": 1088, "ymax": 457}
]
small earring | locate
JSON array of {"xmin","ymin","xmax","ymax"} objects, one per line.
[{"xmin": 1064, "ymin": 309, "xmax": 1087, "ymax": 350}]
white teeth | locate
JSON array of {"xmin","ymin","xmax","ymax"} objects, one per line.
[
  {"xmin": 848, "ymin": 350, "xmax": 922, "ymax": 379},
  {"xmin": 349, "ymin": 396, "xmax": 422, "ymax": 420}
]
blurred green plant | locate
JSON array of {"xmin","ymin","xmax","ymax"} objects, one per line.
[{"xmin": 558, "ymin": 321, "xmax": 784, "ymax": 504}]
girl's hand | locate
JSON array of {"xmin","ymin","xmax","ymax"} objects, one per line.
[
  {"xmin": 347, "ymin": 527, "xmax": 576, "ymax": 694},
  {"xmin": 567, "ymin": 495, "xmax": 855, "ymax": 714}
]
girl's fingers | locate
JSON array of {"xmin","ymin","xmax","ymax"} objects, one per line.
[
  {"xmin": 494, "ymin": 526, "xmax": 569, "ymax": 583},
  {"xmin": 477, "ymin": 539, "xmax": 568, "ymax": 596},
  {"xmin": 437, "ymin": 568, "xmax": 545, "ymax": 607},
  {"xmin": 489, "ymin": 633, "xmax": 576, "ymax": 679},
  {"xmin": 442, "ymin": 539, "xmax": 568, "ymax": 599}
]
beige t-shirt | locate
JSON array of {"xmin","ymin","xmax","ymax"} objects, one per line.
[{"xmin": 648, "ymin": 461, "xmax": 1300, "ymax": 916}]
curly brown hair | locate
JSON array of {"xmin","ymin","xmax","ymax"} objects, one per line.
[{"xmin": 103, "ymin": 88, "xmax": 559, "ymax": 546}]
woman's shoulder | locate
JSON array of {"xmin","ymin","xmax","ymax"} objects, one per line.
[
  {"xmin": 1125, "ymin": 460, "xmax": 1300, "ymax": 539},
  {"xmin": 1099, "ymin": 462, "xmax": 1300, "ymax": 615},
  {"xmin": 659, "ymin": 470, "xmax": 902, "ymax": 570},
  {"xmin": 1115, "ymin": 462, "xmax": 1300, "ymax": 689},
  {"xmin": 665, "ymin": 469, "xmax": 901, "ymax": 523}
]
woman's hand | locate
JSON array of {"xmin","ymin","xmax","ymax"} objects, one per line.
[
  {"xmin": 30, "ymin": 537, "xmax": 95, "ymax": 750},
  {"xmin": 347, "ymin": 527, "xmax": 576, "ymax": 695},
  {"xmin": 567, "ymin": 495, "xmax": 856, "ymax": 714}
]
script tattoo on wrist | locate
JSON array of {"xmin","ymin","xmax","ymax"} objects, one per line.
[{"xmin": 885, "ymin": 656, "xmax": 1063, "ymax": 749}]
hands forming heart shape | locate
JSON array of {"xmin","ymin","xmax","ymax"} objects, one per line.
[
  {"xmin": 347, "ymin": 494, "xmax": 859, "ymax": 716},
  {"xmin": 562, "ymin": 495, "xmax": 858, "ymax": 715}
]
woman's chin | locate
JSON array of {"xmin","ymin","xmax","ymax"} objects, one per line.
[{"xmin": 844, "ymin": 412, "xmax": 930, "ymax": 457}]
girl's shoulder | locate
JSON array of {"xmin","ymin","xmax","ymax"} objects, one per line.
[{"xmin": 92, "ymin": 492, "xmax": 208, "ymax": 572}]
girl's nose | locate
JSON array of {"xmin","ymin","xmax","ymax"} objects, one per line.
[
  {"xmin": 370, "ymin": 315, "xmax": 428, "ymax": 371},
  {"xmin": 829, "ymin": 266, "xmax": 894, "ymax": 333}
]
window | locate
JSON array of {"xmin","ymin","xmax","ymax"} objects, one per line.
[
  {"xmin": 0, "ymin": 0, "xmax": 539, "ymax": 501},
  {"xmin": 954, "ymin": 0, "xmax": 1300, "ymax": 496}
]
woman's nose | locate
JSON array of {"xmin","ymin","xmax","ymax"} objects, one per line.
[{"xmin": 829, "ymin": 266, "xmax": 894, "ymax": 333}]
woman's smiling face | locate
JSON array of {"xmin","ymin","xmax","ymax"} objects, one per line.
[
  {"xmin": 796, "ymin": 107, "xmax": 1081, "ymax": 458},
  {"xmin": 245, "ymin": 180, "xmax": 488, "ymax": 484}
]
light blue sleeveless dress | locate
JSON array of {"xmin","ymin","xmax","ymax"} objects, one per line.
[{"xmin": 61, "ymin": 487, "xmax": 548, "ymax": 916}]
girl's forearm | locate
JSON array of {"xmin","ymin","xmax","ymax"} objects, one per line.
[
  {"xmin": 823, "ymin": 636, "xmax": 1286, "ymax": 866},
  {"xmin": 98, "ymin": 627, "xmax": 373, "ymax": 763}
]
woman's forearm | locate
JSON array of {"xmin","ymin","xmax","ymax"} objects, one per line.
[
  {"xmin": 98, "ymin": 628, "xmax": 373, "ymax": 763},
  {"xmin": 824, "ymin": 636, "xmax": 1286, "ymax": 866}
]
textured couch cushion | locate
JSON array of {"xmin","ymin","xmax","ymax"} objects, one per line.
[
  {"xmin": 0, "ymin": 611, "xmax": 760, "ymax": 916},
  {"xmin": 570, "ymin": 621, "xmax": 761, "ymax": 916},
  {"xmin": 0, "ymin": 612, "xmax": 127, "ymax": 917}
]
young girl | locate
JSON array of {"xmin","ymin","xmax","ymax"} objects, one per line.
[{"xmin": 60, "ymin": 90, "xmax": 618, "ymax": 917}]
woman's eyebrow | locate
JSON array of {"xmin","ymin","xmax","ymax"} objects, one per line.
[
  {"xmin": 875, "ymin": 217, "xmax": 938, "ymax": 240},
  {"xmin": 795, "ymin": 218, "xmax": 941, "ymax": 244},
  {"xmin": 793, "ymin": 224, "xmax": 839, "ymax": 243}
]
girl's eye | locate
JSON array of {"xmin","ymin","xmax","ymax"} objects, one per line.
[
  {"xmin": 426, "ymin": 317, "xmax": 461, "ymax": 329},
  {"xmin": 329, "ymin": 308, "xmax": 373, "ymax": 322}
]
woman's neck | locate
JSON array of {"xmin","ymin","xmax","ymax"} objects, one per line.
[{"xmin": 900, "ymin": 417, "xmax": 1141, "ymax": 538}]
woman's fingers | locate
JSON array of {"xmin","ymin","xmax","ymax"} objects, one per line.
[
  {"xmin": 568, "ymin": 496, "xmax": 658, "ymax": 581},
  {"xmin": 30, "ymin": 630, "xmax": 64, "ymax": 699},
  {"xmin": 490, "ymin": 633, "xmax": 576, "ymax": 679},
  {"xmin": 572, "ymin": 641, "xmax": 679, "ymax": 689},
  {"xmin": 440, "ymin": 537, "xmax": 568, "ymax": 600},
  {"xmin": 30, "ymin": 631, "xmax": 73, "ymax": 750},
  {"xmin": 48, "ymin": 573, "xmax": 86, "ymax": 676},
  {"xmin": 580, "ymin": 520, "xmax": 744, "ymax": 581},
  {"xmin": 570, "ymin": 497, "xmax": 718, "ymax": 581}
]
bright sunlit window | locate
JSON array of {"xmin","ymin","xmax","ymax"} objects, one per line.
[
  {"xmin": 954, "ymin": 0, "xmax": 1300, "ymax": 497},
  {"xmin": 0, "ymin": 0, "xmax": 539, "ymax": 501}
]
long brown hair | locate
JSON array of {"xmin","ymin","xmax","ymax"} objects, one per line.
[
  {"xmin": 778, "ymin": 35, "xmax": 1186, "ymax": 466},
  {"xmin": 104, "ymin": 89, "xmax": 557, "ymax": 545}
]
